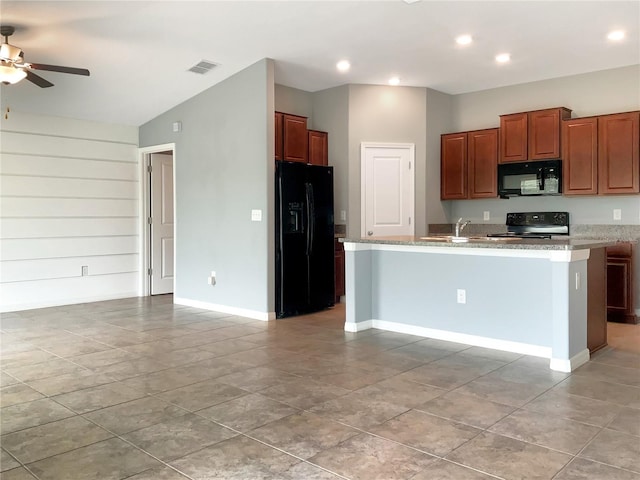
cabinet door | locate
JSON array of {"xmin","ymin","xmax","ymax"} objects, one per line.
[
  {"xmin": 308, "ymin": 130, "xmax": 328, "ymax": 166},
  {"xmin": 500, "ymin": 113, "xmax": 528, "ymax": 163},
  {"xmin": 598, "ymin": 112, "xmax": 639, "ymax": 194},
  {"xmin": 562, "ymin": 117, "xmax": 598, "ymax": 195},
  {"xmin": 468, "ymin": 128, "xmax": 498, "ymax": 198},
  {"xmin": 275, "ymin": 112, "xmax": 283, "ymax": 161},
  {"xmin": 528, "ymin": 108, "xmax": 571, "ymax": 160},
  {"xmin": 607, "ymin": 258, "xmax": 632, "ymax": 314},
  {"xmin": 283, "ymin": 114, "xmax": 308, "ymax": 163},
  {"xmin": 441, "ymin": 133, "xmax": 467, "ymax": 199}
]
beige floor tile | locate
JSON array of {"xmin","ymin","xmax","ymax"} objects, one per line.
[
  {"xmin": 554, "ymin": 457, "xmax": 640, "ymax": 480},
  {"xmin": 446, "ymin": 431, "xmax": 572, "ymax": 480},
  {"xmin": 156, "ymin": 379, "xmax": 248, "ymax": 412},
  {"xmin": 417, "ymin": 390, "xmax": 515, "ymax": 428},
  {"xmin": 0, "ymin": 467, "xmax": 38, "ymax": 480},
  {"xmin": 309, "ymin": 433, "xmax": 436, "ymax": 480},
  {"xmin": 1, "ymin": 449, "xmax": 20, "ymax": 472},
  {"xmin": 607, "ymin": 406, "xmax": 640, "ymax": 436},
  {"xmin": 1, "ymin": 416, "xmax": 113, "ymax": 464},
  {"xmin": 259, "ymin": 377, "xmax": 350, "ymax": 410},
  {"xmin": 0, "ymin": 399, "xmax": 75, "ymax": 435},
  {"xmin": 249, "ymin": 411, "xmax": 359, "ymax": 459},
  {"xmin": 579, "ymin": 428, "xmax": 640, "ymax": 472},
  {"xmin": 51, "ymin": 382, "xmax": 146, "ymax": 414},
  {"xmin": 27, "ymin": 437, "xmax": 161, "ymax": 480},
  {"xmin": 0, "ymin": 384, "xmax": 44, "ymax": 408},
  {"xmin": 197, "ymin": 393, "xmax": 298, "ymax": 432},
  {"xmin": 410, "ymin": 459, "xmax": 497, "ymax": 479}
]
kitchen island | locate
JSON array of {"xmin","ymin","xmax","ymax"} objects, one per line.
[{"xmin": 341, "ymin": 235, "xmax": 613, "ymax": 372}]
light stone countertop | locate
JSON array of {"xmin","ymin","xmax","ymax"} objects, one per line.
[{"xmin": 341, "ymin": 235, "xmax": 616, "ymax": 251}]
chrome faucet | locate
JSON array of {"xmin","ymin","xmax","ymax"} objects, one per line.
[{"xmin": 455, "ymin": 218, "xmax": 471, "ymax": 237}]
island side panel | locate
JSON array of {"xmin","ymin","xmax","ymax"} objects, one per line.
[
  {"xmin": 550, "ymin": 251, "xmax": 590, "ymax": 372},
  {"xmin": 344, "ymin": 244, "xmax": 373, "ymax": 331},
  {"xmin": 369, "ymin": 249, "xmax": 553, "ymax": 353}
]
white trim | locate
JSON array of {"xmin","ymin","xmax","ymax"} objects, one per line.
[
  {"xmin": 550, "ymin": 349, "xmax": 590, "ymax": 373},
  {"xmin": 344, "ymin": 320, "xmax": 374, "ymax": 332},
  {"xmin": 360, "ymin": 142, "xmax": 415, "ymax": 238},
  {"xmin": 138, "ymin": 143, "xmax": 176, "ymax": 298},
  {"xmin": 549, "ymin": 249, "xmax": 590, "ymax": 262},
  {"xmin": 174, "ymin": 297, "xmax": 275, "ymax": 321},
  {"xmin": 1, "ymin": 292, "xmax": 139, "ymax": 313},
  {"xmin": 344, "ymin": 318, "xmax": 551, "ymax": 358},
  {"xmin": 342, "ymin": 241, "xmax": 586, "ymax": 261}
]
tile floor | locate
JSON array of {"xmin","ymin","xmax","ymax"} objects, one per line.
[{"xmin": 0, "ymin": 295, "xmax": 639, "ymax": 480}]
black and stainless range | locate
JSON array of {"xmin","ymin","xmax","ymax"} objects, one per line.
[{"xmin": 487, "ymin": 212, "xmax": 569, "ymax": 239}]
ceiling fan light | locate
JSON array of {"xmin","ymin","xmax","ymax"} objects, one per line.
[
  {"xmin": 0, "ymin": 64, "xmax": 27, "ymax": 84},
  {"xmin": 0, "ymin": 43, "xmax": 22, "ymax": 62}
]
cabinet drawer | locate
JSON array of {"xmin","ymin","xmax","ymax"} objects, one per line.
[{"xmin": 607, "ymin": 242, "xmax": 632, "ymax": 257}]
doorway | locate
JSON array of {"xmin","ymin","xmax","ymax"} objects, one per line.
[
  {"xmin": 139, "ymin": 144, "xmax": 175, "ymax": 296},
  {"xmin": 361, "ymin": 142, "xmax": 415, "ymax": 237}
]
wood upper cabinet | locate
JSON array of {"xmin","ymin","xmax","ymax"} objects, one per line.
[
  {"xmin": 562, "ymin": 117, "xmax": 598, "ymax": 195},
  {"xmin": 275, "ymin": 112, "xmax": 308, "ymax": 163},
  {"xmin": 598, "ymin": 111, "xmax": 640, "ymax": 194},
  {"xmin": 499, "ymin": 112, "xmax": 528, "ymax": 163},
  {"xmin": 308, "ymin": 130, "xmax": 328, "ymax": 166},
  {"xmin": 441, "ymin": 132, "xmax": 467, "ymax": 199},
  {"xmin": 500, "ymin": 107, "xmax": 571, "ymax": 163},
  {"xmin": 528, "ymin": 107, "xmax": 571, "ymax": 160},
  {"xmin": 468, "ymin": 128, "xmax": 498, "ymax": 198},
  {"xmin": 607, "ymin": 242, "xmax": 636, "ymax": 323}
]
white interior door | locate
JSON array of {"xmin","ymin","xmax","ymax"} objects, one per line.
[
  {"xmin": 361, "ymin": 143, "xmax": 415, "ymax": 237},
  {"xmin": 150, "ymin": 152, "xmax": 174, "ymax": 294}
]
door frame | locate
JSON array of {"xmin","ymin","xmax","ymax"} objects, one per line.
[
  {"xmin": 138, "ymin": 143, "xmax": 176, "ymax": 297},
  {"xmin": 360, "ymin": 142, "xmax": 415, "ymax": 237}
]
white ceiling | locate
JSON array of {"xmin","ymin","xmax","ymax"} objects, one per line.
[{"xmin": 1, "ymin": 1, "xmax": 638, "ymax": 126}]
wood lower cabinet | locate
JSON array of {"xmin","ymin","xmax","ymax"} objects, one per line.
[
  {"xmin": 441, "ymin": 132, "xmax": 468, "ymax": 200},
  {"xmin": 500, "ymin": 107, "xmax": 570, "ymax": 163},
  {"xmin": 275, "ymin": 112, "xmax": 308, "ymax": 163},
  {"xmin": 562, "ymin": 117, "xmax": 598, "ymax": 195},
  {"xmin": 587, "ymin": 247, "xmax": 607, "ymax": 353},
  {"xmin": 607, "ymin": 242, "xmax": 637, "ymax": 323},
  {"xmin": 335, "ymin": 239, "xmax": 345, "ymax": 301},
  {"xmin": 308, "ymin": 130, "xmax": 328, "ymax": 166},
  {"xmin": 598, "ymin": 112, "xmax": 640, "ymax": 194},
  {"xmin": 468, "ymin": 128, "xmax": 498, "ymax": 198}
]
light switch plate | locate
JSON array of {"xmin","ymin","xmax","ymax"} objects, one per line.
[{"xmin": 251, "ymin": 209, "xmax": 262, "ymax": 222}]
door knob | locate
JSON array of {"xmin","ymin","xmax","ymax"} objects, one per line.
[{"xmin": 367, "ymin": 231, "xmax": 373, "ymax": 236}]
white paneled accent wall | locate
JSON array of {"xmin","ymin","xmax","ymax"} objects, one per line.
[{"xmin": 0, "ymin": 111, "xmax": 139, "ymax": 311}]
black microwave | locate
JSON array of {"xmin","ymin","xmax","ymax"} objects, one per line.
[{"xmin": 498, "ymin": 159, "xmax": 562, "ymax": 198}]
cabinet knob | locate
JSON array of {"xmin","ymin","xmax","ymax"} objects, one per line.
[{"xmin": 367, "ymin": 231, "xmax": 373, "ymax": 236}]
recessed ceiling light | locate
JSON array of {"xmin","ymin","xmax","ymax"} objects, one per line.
[
  {"xmin": 336, "ymin": 60, "xmax": 351, "ymax": 72},
  {"xmin": 495, "ymin": 53, "xmax": 511, "ymax": 63},
  {"xmin": 607, "ymin": 30, "xmax": 625, "ymax": 41},
  {"xmin": 456, "ymin": 34, "xmax": 473, "ymax": 46},
  {"xmin": 388, "ymin": 76, "xmax": 401, "ymax": 86}
]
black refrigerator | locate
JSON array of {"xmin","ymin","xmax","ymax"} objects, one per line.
[{"xmin": 275, "ymin": 161, "xmax": 335, "ymax": 318}]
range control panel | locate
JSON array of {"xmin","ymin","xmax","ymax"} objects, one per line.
[{"xmin": 506, "ymin": 212, "xmax": 569, "ymax": 227}]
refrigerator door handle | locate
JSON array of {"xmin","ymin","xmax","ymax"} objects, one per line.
[{"xmin": 307, "ymin": 183, "xmax": 315, "ymax": 255}]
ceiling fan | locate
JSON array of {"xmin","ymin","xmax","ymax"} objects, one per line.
[{"xmin": 0, "ymin": 25, "xmax": 90, "ymax": 87}]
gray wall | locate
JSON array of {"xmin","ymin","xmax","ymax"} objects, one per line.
[
  {"xmin": 139, "ymin": 59, "xmax": 275, "ymax": 314},
  {"xmin": 274, "ymin": 84, "xmax": 313, "ymax": 120},
  {"xmin": 347, "ymin": 85, "xmax": 428, "ymax": 237}
]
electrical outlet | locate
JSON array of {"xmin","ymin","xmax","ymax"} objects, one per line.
[
  {"xmin": 251, "ymin": 209, "xmax": 262, "ymax": 222},
  {"xmin": 81, "ymin": 266, "xmax": 88, "ymax": 276},
  {"xmin": 483, "ymin": 211, "xmax": 490, "ymax": 221},
  {"xmin": 613, "ymin": 209, "xmax": 622, "ymax": 221},
  {"xmin": 340, "ymin": 210, "xmax": 347, "ymax": 221},
  {"xmin": 457, "ymin": 289, "xmax": 466, "ymax": 304}
]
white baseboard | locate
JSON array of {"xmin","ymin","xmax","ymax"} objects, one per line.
[
  {"xmin": 550, "ymin": 349, "xmax": 590, "ymax": 373},
  {"xmin": 345, "ymin": 318, "xmax": 551, "ymax": 358},
  {"xmin": 174, "ymin": 297, "xmax": 275, "ymax": 321},
  {"xmin": 0, "ymin": 292, "xmax": 140, "ymax": 313},
  {"xmin": 344, "ymin": 320, "xmax": 374, "ymax": 332}
]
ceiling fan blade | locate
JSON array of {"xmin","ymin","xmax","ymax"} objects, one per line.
[
  {"xmin": 26, "ymin": 70, "xmax": 54, "ymax": 88},
  {"xmin": 29, "ymin": 63, "xmax": 90, "ymax": 76}
]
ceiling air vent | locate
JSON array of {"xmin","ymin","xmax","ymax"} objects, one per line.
[{"xmin": 188, "ymin": 60, "xmax": 219, "ymax": 74}]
